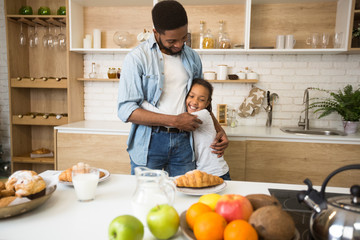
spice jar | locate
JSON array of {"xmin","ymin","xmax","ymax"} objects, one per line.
[
  {"xmin": 202, "ymin": 29, "xmax": 215, "ymax": 49},
  {"xmin": 219, "ymin": 33, "xmax": 231, "ymax": 49},
  {"xmin": 107, "ymin": 68, "xmax": 117, "ymax": 79},
  {"xmin": 117, "ymin": 68, "xmax": 121, "ymax": 79}
]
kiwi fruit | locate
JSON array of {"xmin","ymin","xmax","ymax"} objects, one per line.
[
  {"xmin": 246, "ymin": 194, "xmax": 281, "ymax": 210},
  {"xmin": 249, "ymin": 205, "xmax": 295, "ymax": 240}
]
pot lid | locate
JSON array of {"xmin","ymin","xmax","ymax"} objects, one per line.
[{"xmin": 329, "ymin": 196, "xmax": 360, "ymax": 213}]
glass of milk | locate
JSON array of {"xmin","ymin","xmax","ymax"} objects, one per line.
[{"xmin": 72, "ymin": 167, "xmax": 99, "ymax": 202}]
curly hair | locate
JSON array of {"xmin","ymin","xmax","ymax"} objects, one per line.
[
  {"xmin": 152, "ymin": 0, "xmax": 188, "ymax": 34},
  {"xmin": 190, "ymin": 78, "xmax": 214, "ymax": 112}
]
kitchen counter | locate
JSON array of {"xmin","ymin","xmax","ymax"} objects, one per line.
[
  {"xmin": 0, "ymin": 172, "xmax": 349, "ymax": 240},
  {"xmin": 55, "ymin": 120, "xmax": 360, "ymax": 144}
]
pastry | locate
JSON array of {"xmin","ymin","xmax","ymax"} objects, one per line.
[
  {"xmin": 31, "ymin": 148, "xmax": 51, "ymax": 154},
  {"xmin": 5, "ymin": 170, "xmax": 46, "ymax": 199},
  {"xmin": 0, "ymin": 196, "xmax": 18, "ymax": 207},
  {"xmin": 175, "ymin": 170, "xmax": 224, "ymax": 188},
  {"xmin": 0, "ymin": 181, "xmax": 5, "ymax": 190},
  {"xmin": 59, "ymin": 162, "xmax": 105, "ymax": 182},
  {"xmin": 0, "ymin": 189, "xmax": 15, "ymax": 198}
]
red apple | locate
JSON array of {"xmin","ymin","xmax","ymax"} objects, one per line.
[{"xmin": 215, "ymin": 194, "xmax": 253, "ymax": 222}]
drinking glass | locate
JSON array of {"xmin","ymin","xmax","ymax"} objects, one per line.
[
  {"xmin": 29, "ymin": 25, "xmax": 39, "ymax": 48},
  {"xmin": 58, "ymin": 26, "xmax": 66, "ymax": 50},
  {"xmin": 52, "ymin": 27, "xmax": 59, "ymax": 48},
  {"xmin": 306, "ymin": 33, "xmax": 320, "ymax": 48},
  {"xmin": 42, "ymin": 26, "xmax": 53, "ymax": 48},
  {"xmin": 72, "ymin": 167, "xmax": 99, "ymax": 202},
  {"xmin": 333, "ymin": 32, "xmax": 343, "ymax": 48},
  {"xmin": 321, "ymin": 33, "xmax": 330, "ymax": 48},
  {"xmin": 19, "ymin": 23, "xmax": 26, "ymax": 46}
]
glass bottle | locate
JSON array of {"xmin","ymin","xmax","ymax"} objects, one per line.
[
  {"xmin": 199, "ymin": 21, "xmax": 205, "ymax": 49},
  {"xmin": 202, "ymin": 29, "xmax": 215, "ymax": 49},
  {"xmin": 219, "ymin": 32, "xmax": 231, "ymax": 49},
  {"xmin": 217, "ymin": 20, "xmax": 224, "ymax": 49},
  {"xmin": 89, "ymin": 62, "xmax": 96, "ymax": 79}
]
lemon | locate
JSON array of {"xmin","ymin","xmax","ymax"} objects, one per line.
[{"xmin": 199, "ymin": 193, "xmax": 222, "ymax": 210}]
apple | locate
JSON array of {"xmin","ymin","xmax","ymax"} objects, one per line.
[
  {"xmin": 215, "ymin": 194, "xmax": 253, "ymax": 222},
  {"xmin": 108, "ymin": 215, "xmax": 144, "ymax": 240},
  {"xmin": 147, "ymin": 204, "xmax": 180, "ymax": 240}
]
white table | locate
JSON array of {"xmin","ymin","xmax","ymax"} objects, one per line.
[{"xmin": 0, "ymin": 172, "xmax": 348, "ymax": 240}]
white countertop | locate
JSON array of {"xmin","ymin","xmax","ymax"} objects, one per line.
[
  {"xmin": 0, "ymin": 172, "xmax": 349, "ymax": 240},
  {"xmin": 55, "ymin": 120, "xmax": 360, "ymax": 144}
]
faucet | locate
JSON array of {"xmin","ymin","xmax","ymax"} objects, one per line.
[{"xmin": 298, "ymin": 88, "xmax": 311, "ymax": 130}]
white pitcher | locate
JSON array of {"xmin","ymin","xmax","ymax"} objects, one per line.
[{"xmin": 131, "ymin": 167, "xmax": 176, "ymax": 225}]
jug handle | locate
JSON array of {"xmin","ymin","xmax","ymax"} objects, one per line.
[
  {"xmin": 162, "ymin": 179, "xmax": 176, "ymax": 205},
  {"xmin": 320, "ymin": 164, "xmax": 360, "ymax": 197}
]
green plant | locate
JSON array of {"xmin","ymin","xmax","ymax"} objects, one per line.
[
  {"xmin": 309, "ymin": 85, "xmax": 360, "ymax": 122},
  {"xmin": 353, "ymin": 23, "xmax": 360, "ymax": 39}
]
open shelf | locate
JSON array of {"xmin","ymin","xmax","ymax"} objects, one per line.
[
  {"xmin": 7, "ymin": 15, "xmax": 66, "ymax": 27},
  {"xmin": 12, "ymin": 115, "xmax": 68, "ymax": 126},
  {"xmin": 12, "ymin": 156, "xmax": 54, "ymax": 165},
  {"xmin": 208, "ymin": 79, "xmax": 258, "ymax": 83}
]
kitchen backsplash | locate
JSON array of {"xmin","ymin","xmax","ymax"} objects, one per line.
[{"xmin": 83, "ymin": 53, "xmax": 360, "ymax": 130}]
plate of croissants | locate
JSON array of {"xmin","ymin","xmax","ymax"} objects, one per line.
[
  {"xmin": 58, "ymin": 162, "xmax": 110, "ymax": 186},
  {"xmin": 0, "ymin": 170, "xmax": 57, "ymax": 218},
  {"xmin": 173, "ymin": 170, "xmax": 227, "ymax": 196}
]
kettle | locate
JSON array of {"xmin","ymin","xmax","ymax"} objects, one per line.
[{"xmin": 297, "ymin": 164, "xmax": 360, "ymax": 240}]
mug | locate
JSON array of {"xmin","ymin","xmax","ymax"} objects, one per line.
[
  {"xmin": 285, "ymin": 35, "xmax": 296, "ymax": 49},
  {"xmin": 276, "ymin": 35, "xmax": 285, "ymax": 49},
  {"xmin": 204, "ymin": 71, "xmax": 216, "ymax": 80},
  {"xmin": 217, "ymin": 65, "xmax": 228, "ymax": 80}
]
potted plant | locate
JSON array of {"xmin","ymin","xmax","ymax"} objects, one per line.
[
  {"xmin": 309, "ymin": 85, "xmax": 360, "ymax": 134},
  {"xmin": 352, "ymin": 23, "xmax": 360, "ymax": 48}
]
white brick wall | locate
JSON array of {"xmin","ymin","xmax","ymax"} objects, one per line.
[
  {"xmin": 84, "ymin": 53, "xmax": 360, "ymax": 130},
  {"xmin": 0, "ymin": 0, "xmax": 10, "ymax": 162}
]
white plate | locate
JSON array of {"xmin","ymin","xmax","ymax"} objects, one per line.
[
  {"xmin": 59, "ymin": 168, "xmax": 110, "ymax": 186},
  {"xmin": 176, "ymin": 182, "xmax": 227, "ymax": 196}
]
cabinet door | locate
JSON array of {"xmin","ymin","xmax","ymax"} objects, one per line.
[
  {"xmin": 224, "ymin": 141, "xmax": 246, "ymax": 181},
  {"xmin": 245, "ymin": 140, "xmax": 360, "ymax": 187},
  {"xmin": 55, "ymin": 132, "xmax": 130, "ymax": 174}
]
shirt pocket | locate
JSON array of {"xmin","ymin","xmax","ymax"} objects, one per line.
[{"xmin": 142, "ymin": 74, "xmax": 159, "ymax": 102}]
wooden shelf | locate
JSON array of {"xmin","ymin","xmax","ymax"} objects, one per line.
[
  {"xmin": 12, "ymin": 156, "xmax": 54, "ymax": 165},
  {"xmin": 208, "ymin": 79, "xmax": 258, "ymax": 83},
  {"xmin": 12, "ymin": 115, "xmax": 68, "ymax": 126},
  {"xmin": 77, "ymin": 78, "xmax": 119, "ymax": 82},
  {"xmin": 11, "ymin": 78, "xmax": 67, "ymax": 88},
  {"xmin": 7, "ymin": 15, "xmax": 66, "ymax": 27}
]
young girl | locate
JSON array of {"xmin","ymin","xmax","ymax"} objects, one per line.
[{"xmin": 142, "ymin": 78, "xmax": 231, "ymax": 180}]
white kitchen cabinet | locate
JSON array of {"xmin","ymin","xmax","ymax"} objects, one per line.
[{"xmin": 68, "ymin": 0, "xmax": 353, "ymax": 54}]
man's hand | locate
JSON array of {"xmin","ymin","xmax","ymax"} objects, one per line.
[
  {"xmin": 210, "ymin": 130, "xmax": 229, "ymax": 157},
  {"xmin": 173, "ymin": 112, "xmax": 202, "ymax": 131}
]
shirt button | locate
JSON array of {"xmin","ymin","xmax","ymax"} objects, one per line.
[
  {"xmin": 161, "ymin": 72, "xmax": 164, "ymax": 75},
  {"xmin": 160, "ymin": 58, "xmax": 163, "ymax": 61}
]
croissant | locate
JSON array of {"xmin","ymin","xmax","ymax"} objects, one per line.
[
  {"xmin": 59, "ymin": 162, "xmax": 105, "ymax": 182},
  {"xmin": 5, "ymin": 170, "xmax": 46, "ymax": 198},
  {"xmin": 175, "ymin": 170, "xmax": 224, "ymax": 188}
]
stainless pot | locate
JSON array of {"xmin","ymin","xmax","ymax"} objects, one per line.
[{"xmin": 297, "ymin": 164, "xmax": 360, "ymax": 240}]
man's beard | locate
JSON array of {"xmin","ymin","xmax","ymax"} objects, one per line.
[{"xmin": 158, "ymin": 37, "xmax": 183, "ymax": 56}]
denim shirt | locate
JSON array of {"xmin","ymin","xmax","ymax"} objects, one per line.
[{"xmin": 117, "ymin": 33, "xmax": 203, "ymax": 165}]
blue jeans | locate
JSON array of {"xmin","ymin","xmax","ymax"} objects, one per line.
[
  {"xmin": 220, "ymin": 171, "xmax": 231, "ymax": 181},
  {"xmin": 130, "ymin": 129, "xmax": 195, "ymax": 177}
]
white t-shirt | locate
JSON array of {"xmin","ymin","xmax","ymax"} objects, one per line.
[
  {"xmin": 141, "ymin": 102, "xmax": 229, "ymax": 177},
  {"xmin": 157, "ymin": 53, "xmax": 188, "ymax": 115},
  {"xmin": 192, "ymin": 109, "xmax": 229, "ymax": 177}
]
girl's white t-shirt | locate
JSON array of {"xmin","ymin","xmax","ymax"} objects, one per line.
[{"xmin": 157, "ymin": 53, "xmax": 188, "ymax": 115}]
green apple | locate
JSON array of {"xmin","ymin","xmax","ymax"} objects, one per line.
[
  {"xmin": 108, "ymin": 215, "xmax": 144, "ymax": 240},
  {"xmin": 147, "ymin": 204, "xmax": 180, "ymax": 240}
]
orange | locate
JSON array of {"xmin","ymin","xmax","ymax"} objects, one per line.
[
  {"xmin": 186, "ymin": 202, "xmax": 212, "ymax": 230},
  {"xmin": 193, "ymin": 212, "xmax": 227, "ymax": 240},
  {"xmin": 224, "ymin": 219, "xmax": 258, "ymax": 240}
]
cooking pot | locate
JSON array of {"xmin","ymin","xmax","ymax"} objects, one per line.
[{"xmin": 297, "ymin": 164, "xmax": 360, "ymax": 240}]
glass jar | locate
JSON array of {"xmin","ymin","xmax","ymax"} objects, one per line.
[
  {"xmin": 116, "ymin": 68, "xmax": 121, "ymax": 79},
  {"xmin": 107, "ymin": 68, "xmax": 117, "ymax": 79},
  {"xmin": 219, "ymin": 32, "xmax": 231, "ymax": 49},
  {"xmin": 202, "ymin": 29, "xmax": 215, "ymax": 49}
]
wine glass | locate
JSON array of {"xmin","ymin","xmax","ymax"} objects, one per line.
[
  {"xmin": 29, "ymin": 25, "xmax": 39, "ymax": 48},
  {"xmin": 321, "ymin": 33, "xmax": 330, "ymax": 48},
  {"xmin": 42, "ymin": 26, "xmax": 53, "ymax": 48},
  {"xmin": 19, "ymin": 23, "xmax": 26, "ymax": 46},
  {"xmin": 52, "ymin": 27, "xmax": 59, "ymax": 48},
  {"xmin": 58, "ymin": 25, "xmax": 66, "ymax": 50}
]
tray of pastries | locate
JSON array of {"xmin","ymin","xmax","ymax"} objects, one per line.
[{"xmin": 0, "ymin": 170, "xmax": 56, "ymax": 218}]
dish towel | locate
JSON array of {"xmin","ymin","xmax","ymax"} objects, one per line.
[{"xmin": 238, "ymin": 87, "xmax": 266, "ymax": 118}]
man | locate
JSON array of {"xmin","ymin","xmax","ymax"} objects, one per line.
[{"xmin": 117, "ymin": 0, "xmax": 228, "ymax": 177}]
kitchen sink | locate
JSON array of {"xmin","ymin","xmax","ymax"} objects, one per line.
[{"xmin": 280, "ymin": 127, "xmax": 346, "ymax": 136}]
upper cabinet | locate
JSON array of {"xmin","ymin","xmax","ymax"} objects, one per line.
[
  {"xmin": 68, "ymin": 0, "xmax": 355, "ymax": 54},
  {"xmin": 348, "ymin": 0, "xmax": 360, "ymax": 51}
]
